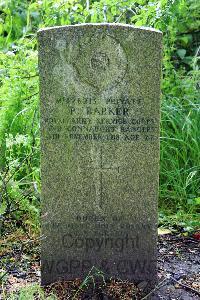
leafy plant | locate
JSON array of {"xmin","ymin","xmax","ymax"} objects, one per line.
[{"xmin": 2, "ymin": 284, "xmax": 57, "ymax": 300}]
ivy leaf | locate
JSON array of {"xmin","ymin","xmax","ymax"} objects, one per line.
[
  {"xmin": 177, "ymin": 49, "xmax": 186, "ymax": 59},
  {"xmin": 194, "ymin": 197, "xmax": 200, "ymax": 205},
  {"xmin": 178, "ymin": 34, "xmax": 192, "ymax": 46}
]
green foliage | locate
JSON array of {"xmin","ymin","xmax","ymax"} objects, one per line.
[
  {"xmin": 2, "ymin": 284, "xmax": 57, "ymax": 300},
  {"xmin": 0, "ymin": 0, "xmax": 199, "ymax": 232},
  {"xmin": 160, "ymin": 69, "xmax": 200, "ymax": 210},
  {"xmin": 0, "ymin": 34, "xmax": 39, "ymax": 232},
  {"xmin": 159, "ymin": 210, "xmax": 200, "ymax": 233}
]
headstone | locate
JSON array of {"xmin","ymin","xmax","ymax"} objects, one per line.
[{"xmin": 38, "ymin": 24, "xmax": 162, "ymax": 290}]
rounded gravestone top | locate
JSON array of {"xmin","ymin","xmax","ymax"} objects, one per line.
[{"xmin": 38, "ymin": 23, "xmax": 162, "ymax": 34}]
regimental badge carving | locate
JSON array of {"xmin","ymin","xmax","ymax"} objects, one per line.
[
  {"xmin": 72, "ymin": 33, "xmax": 128, "ymax": 91},
  {"xmin": 90, "ymin": 52, "xmax": 110, "ymax": 71}
]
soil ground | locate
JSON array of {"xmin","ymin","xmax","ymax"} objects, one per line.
[{"xmin": 0, "ymin": 231, "xmax": 199, "ymax": 299}]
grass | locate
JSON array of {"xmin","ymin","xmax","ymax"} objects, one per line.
[{"xmin": 160, "ymin": 69, "xmax": 200, "ymax": 211}]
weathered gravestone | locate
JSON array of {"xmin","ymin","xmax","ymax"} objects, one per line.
[{"xmin": 38, "ymin": 24, "xmax": 162, "ymax": 289}]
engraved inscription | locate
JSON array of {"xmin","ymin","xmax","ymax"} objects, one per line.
[{"xmin": 43, "ymin": 94, "xmax": 157, "ymax": 143}]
